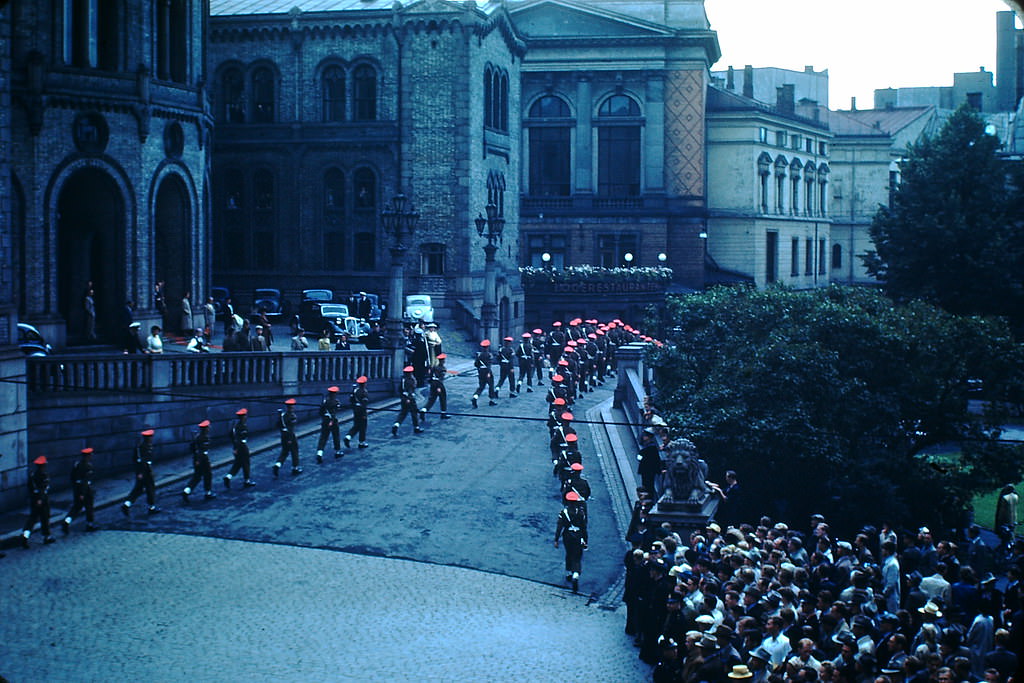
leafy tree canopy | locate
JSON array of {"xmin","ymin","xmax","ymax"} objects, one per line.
[
  {"xmin": 863, "ymin": 104, "xmax": 1024, "ymax": 334},
  {"xmin": 650, "ymin": 285, "xmax": 1023, "ymax": 533}
]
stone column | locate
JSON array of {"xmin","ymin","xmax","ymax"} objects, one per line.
[{"xmin": 574, "ymin": 75, "xmax": 593, "ymax": 195}]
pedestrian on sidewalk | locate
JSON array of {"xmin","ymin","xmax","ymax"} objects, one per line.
[
  {"xmin": 62, "ymin": 447, "xmax": 98, "ymax": 533},
  {"xmin": 224, "ymin": 408, "xmax": 255, "ymax": 489},
  {"xmin": 344, "ymin": 376, "xmax": 370, "ymax": 449},
  {"xmin": 554, "ymin": 490, "xmax": 588, "ymax": 592},
  {"xmin": 392, "ymin": 366, "xmax": 423, "ymax": 436},
  {"xmin": 422, "ymin": 353, "xmax": 449, "ymax": 420},
  {"xmin": 21, "ymin": 455, "xmax": 55, "ymax": 548},
  {"xmin": 122, "ymin": 429, "xmax": 161, "ymax": 517},
  {"xmin": 182, "ymin": 420, "xmax": 215, "ymax": 502},
  {"xmin": 273, "ymin": 398, "xmax": 301, "ymax": 477},
  {"xmin": 471, "ymin": 339, "xmax": 497, "ymax": 408},
  {"xmin": 316, "ymin": 386, "xmax": 342, "ymax": 462}
]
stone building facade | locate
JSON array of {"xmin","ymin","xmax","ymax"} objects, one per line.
[
  {"xmin": 208, "ymin": 0, "xmax": 526, "ymax": 336},
  {"xmin": 8, "ymin": 0, "xmax": 212, "ymax": 349}
]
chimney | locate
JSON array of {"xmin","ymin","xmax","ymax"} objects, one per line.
[
  {"xmin": 743, "ymin": 65, "xmax": 754, "ymax": 99},
  {"xmin": 851, "ymin": 96, "xmax": 857, "ymax": 111},
  {"xmin": 776, "ymin": 84, "xmax": 795, "ymax": 116},
  {"xmin": 726, "ymin": 65, "xmax": 735, "ymax": 91},
  {"xmin": 804, "ymin": 65, "xmax": 814, "ymax": 73}
]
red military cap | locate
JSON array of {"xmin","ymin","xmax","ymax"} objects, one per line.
[
  {"xmin": 503, "ymin": 336, "xmax": 513, "ymax": 342},
  {"xmin": 565, "ymin": 433, "xmax": 578, "ymax": 442},
  {"xmin": 567, "ymin": 340, "xmax": 578, "ymax": 347},
  {"xmin": 532, "ymin": 328, "xmax": 543, "ymax": 335},
  {"xmin": 33, "ymin": 455, "xmax": 47, "ymax": 465},
  {"xmin": 235, "ymin": 408, "xmax": 248, "ymax": 416},
  {"xmin": 565, "ymin": 491, "xmax": 581, "ymax": 502},
  {"xmin": 570, "ymin": 319, "xmax": 580, "ymax": 326},
  {"xmin": 588, "ymin": 333, "xmax": 597, "ymax": 339},
  {"xmin": 551, "ymin": 375, "xmax": 564, "ymax": 383},
  {"xmin": 480, "ymin": 339, "xmax": 491, "ymax": 347},
  {"xmin": 328, "ymin": 386, "xmax": 340, "ymax": 393},
  {"xmin": 521, "ymin": 332, "xmax": 532, "ymax": 338},
  {"xmin": 552, "ymin": 321, "xmax": 562, "ymax": 327},
  {"xmin": 141, "ymin": 429, "xmax": 155, "ymax": 437},
  {"xmin": 80, "ymin": 447, "xmax": 94, "ymax": 455},
  {"xmin": 436, "ymin": 353, "xmax": 446, "ymax": 360},
  {"xmin": 552, "ymin": 396, "xmax": 566, "ymax": 405},
  {"xmin": 356, "ymin": 376, "xmax": 368, "ymax": 384},
  {"xmin": 285, "ymin": 398, "xmax": 297, "ymax": 405},
  {"xmin": 558, "ymin": 359, "xmax": 569, "ymax": 366},
  {"xmin": 596, "ymin": 329, "xmax": 605, "ymax": 336},
  {"xmin": 571, "ymin": 462, "xmax": 584, "ymax": 471},
  {"xmin": 198, "ymin": 420, "xmax": 211, "ymax": 428},
  {"xmin": 561, "ymin": 412, "xmax": 574, "ymax": 421},
  {"xmin": 403, "ymin": 366, "xmax": 414, "ymax": 373},
  {"xmin": 613, "ymin": 319, "xmax": 622, "ymax": 324},
  {"xmin": 562, "ymin": 347, "xmax": 573, "ymax": 354}
]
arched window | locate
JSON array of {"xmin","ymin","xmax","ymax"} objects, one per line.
[
  {"xmin": 527, "ymin": 96, "xmax": 572, "ymax": 197},
  {"xmin": 323, "ymin": 169, "xmax": 345, "ymax": 269},
  {"xmin": 251, "ymin": 67, "xmax": 275, "ymax": 123},
  {"xmin": 353, "ymin": 168, "xmax": 376, "ymax": 210},
  {"xmin": 487, "ymin": 171, "xmax": 506, "ymax": 217},
  {"xmin": 322, "ymin": 65, "xmax": 346, "ymax": 123},
  {"xmin": 789, "ymin": 159, "xmax": 802, "ymax": 216},
  {"xmin": 353, "ymin": 65, "xmax": 377, "ymax": 121},
  {"xmin": 63, "ymin": 0, "xmax": 121, "ymax": 70},
  {"xmin": 818, "ymin": 165, "xmax": 830, "ymax": 216},
  {"xmin": 774, "ymin": 156, "xmax": 787, "ymax": 214},
  {"xmin": 483, "ymin": 66, "xmax": 493, "ymax": 129},
  {"xmin": 597, "ymin": 94, "xmax": 642, "ymax": 197},
  {"xmin": 804, "ymin": 162, "xmax": 816, "ymax": 216},
  {"xmin": 220, "ymin": 67, "xmax": 245, "ymax": 123},
  {"xmin": 253, "ymin": 169, "xmax": 275, "ymax": 268},
  {"xmin": 499, "ymin": 72, "xmax": 509, "ymax": 132},
  {"xmin": 155, "ymin": 0, "xmax": 188, "ymax": 82},
  {"xmin": 484, "ymin": 64, "xmax": 510, "ymax": 133}
]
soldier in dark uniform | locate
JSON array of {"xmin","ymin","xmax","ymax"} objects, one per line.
[
  {"xmin": 121, "ymin": 429, "xmax": 161, "ymax": 517},
  {"xmin": 471, "ymin": 339, "xmax": 497, "ymax": 408},
  {"xmin": 495, "ymin": 336, "xmax": 517, "ymax": 398},
  {"xmin": 393, "ymin": 365, "xmax": 424, "ymax": 436},
  {"xmin": 274, "ymin": 398, "xmax": 302, "ymax": 477},
  {"xmin": 585, "ymin": 333, "xmax": 600, "ymax": 388},
  {"xmin": 422, "ymin": 353, "xmax": 450, "ymax": 420},
  {"xmin": 344, "ymin": 376, "xmax": 370, "ymax": 448},
  {"xmin": 574, "ymin": 339, "xmax": 591, "ymax": 394},
  {"xmin": 554, "ymin": 429, "xmax": 581, "ymax": 485},
  {"xmin": 62, "ymin": 447, "xmax": 98, "ymax": 533},
  {"xmin": 514, "ymin": 332, "xmax": 535, "ymax": 394},
  {"xmin": 637, "ymin": 427, "xmax": 664, "ymax": 497},
  {"xmin": 547, "ymin": 321, "xmax": 566, "ymax": 371},
  {"xmin": 530, "ymin": 328, "xmax": 546, "ymax": 385},
  {"xmin": 554, "ymin": 490, "xmax": 589, "ymax": 592},
  {"xmin": 224, "ymin": 408, "xmax": 255, "ymax": 489},
  {"xmin": 557, "ymin": 356, "xmax": 576, "ymax": 403},
  {"xmin": 567, "ymin": 318, "xmax": 584, "ymax": 342},
  {"xmin": 546, "ymin": 373, "xmax": 570, "ymax": 408},
  {"xmin": 183, "ymin": 419, "xmax": 216, "ymax": 501},
  {"xmin": 594, "ymin": 328, "xmax": 608, "ymax": 384},
  {"xmin": 316, "ymin": 386, "xmax": 343, "ymax": 463},
  {"xmin": 562, "ymin": 462, "xmax": 592, "ymax": 503},
  {"xmin": 21, "ymin": 455, "xmax": 55, "ymax": 548}
]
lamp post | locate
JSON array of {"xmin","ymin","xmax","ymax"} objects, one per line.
[
  {"xmin": 623, "ymin": 251, "xmax": 634, "ymax": 267},
  {"xmin": 658, "ymin": 252, "xmax": 667, "ymax": 264},
  {"xmin": 474, "ymin": 201, "xmax": 504, "ymax": 345},
  {"xmin": 541, "ymin": 252, "xmax": 551, "ymax": 269},
  {"xmin": 380, "ymin": 193, "xmax": 419, "ymax": 389}
]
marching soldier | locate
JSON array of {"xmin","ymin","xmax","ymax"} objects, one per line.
[
  {"xmin": 515, "ymin": 332, "xmax": 535, "ymax": 394},
  {"xmin": 344, "ymin": 376, "xmax": 370, "ymax": 449},
  {"xmin": 21, "ymin": 455, "xmax": 55, "ymax": 548},
  {"xmin": 273, "ymin": 398, "xmax": 302, "ymax": 477},
  {"xmin": 547, "ymin": 395, "xmax": 568, "ymax": 429},
  {"xmin": 546, "ymin": 373, "xmax": 570, "ymax": 408},
  {"xmin": 316, "ymin": 386, "xmax": 343, "ymax": 463},
  {"xmin": 183, "ymin": 420, "xmax": 215, "ymax": 501},
  {"xmin": 561, "ymin": 462, "xmax": 592, "ymax": 502},
  {"xmin": 495, "ymin": 336, "xmax": 517, "ymax": 398},
  {"xmin": 554, "ymin": 490, "xmax": 589, "ymax": 592},
  {"xmin": 594, "ymin": 328, "xmax": 609, "ymax": 384},
  {"xmin": 547, "ymin": 321, "xmax": 566, "ymax": 370},
  {"xmin": 471, "ymin": 339, "xmax": 497, "ymax": 408},
  {"xmin": 224, "ymin": 408, "xmax": 255, "ymax": 489},
  {"xmin": 121, "ymin": 429, "xmax": 161, "ymax": 517},
  {"xmin": 392, "ymin": 365, "xmax": 424, "ymax": 436},
  {"xmin": 62, "ymin": 447, "xmax": 98, "ymax": 533},
  {"xmin": 530, "ymin": 328, "xmax": 546, "ymax": 385},
  {"xmin": 422, "ymin": 353, "xmax": 450, "ymax": 420}
]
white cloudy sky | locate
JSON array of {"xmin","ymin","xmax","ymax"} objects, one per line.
[{"xmin": 704, "ymin": 0, "xmax": 1015, "ymax": 109}]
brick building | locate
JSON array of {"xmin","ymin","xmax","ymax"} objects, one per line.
[{"xmin": 7, "ymin": 0, "xmax": 212, "ymax": 349}]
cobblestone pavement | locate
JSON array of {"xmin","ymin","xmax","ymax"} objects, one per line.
[
  {"xmin": 1, "ymin": 358, "xmax": 648, "ymax": 680},
  {"xmin": 0, "ymin": 532, "xmax": 649, "ymax": 681}
]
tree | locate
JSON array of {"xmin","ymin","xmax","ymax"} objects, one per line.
[
  {"xmin": 650, "ymin": 285, "xmax": 1023, "ymax": 532},
  {"xmin": 863, "ymin": 104, "xmax": 1024, "ymax": 334}
]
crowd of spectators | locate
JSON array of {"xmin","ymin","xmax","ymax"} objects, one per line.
[{"xmin": 625, "ymin": 490, "xmax": 1024, "ymax": 683}]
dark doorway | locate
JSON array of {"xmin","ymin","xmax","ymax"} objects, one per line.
[
  {"xmin": 154, "ymin": 174, "xmax": 191, "ymax": 333},
  {"xmin": 57, "ymin": 168, "xmax": 124, "ymax": 344}
]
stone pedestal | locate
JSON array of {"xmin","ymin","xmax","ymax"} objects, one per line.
[{"xmin": 648, "ymin": 492, "xmax": 719, "ymax": 537}]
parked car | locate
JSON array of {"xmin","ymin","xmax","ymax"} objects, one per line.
[
  {"xmin": 210, "ymin": 286, "xmax": 231, "ymax": 320},
  {"xmin": 299, "ymin": 301, "xmax": 364, "ymax": 339},
  {"xmin": 252, "ymin": 288, "xmax": 284, "ymax": 321},
  {"xmin": 348, "ymin": 292, "xmax": 384, "ymax": 321},
  {"xmin": 18, "ymin": 323, "xmax": 51, "ymax": 356},
  {"xmin": 404, "ymin": 294, "xmax": 434, "ymax": 324},
  {"xmin": 301, "ymin": 289, "xmax": 333, "ymax": 303}
]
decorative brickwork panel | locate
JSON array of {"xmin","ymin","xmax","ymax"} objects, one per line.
[{"xmin": 664, "ymin": 69, "xmax": 706, "ymax": 197}]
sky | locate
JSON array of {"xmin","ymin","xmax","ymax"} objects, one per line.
[{"xmin": 704, "ymin": 0, "xmax": 1015, "ymax": 110}]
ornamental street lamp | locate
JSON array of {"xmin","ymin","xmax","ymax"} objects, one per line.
[
  {"xmin": 474, "ymin": 201, "xmax": 504, "ymax": 345},
  {"xmin": 541, "ymin": 252, "xmax": 551, "ymax": 269},
  {"xmin": 381, "ymin": 193, "xmax": 419, "ymax": 388},
  {"xmin": 658, "ymin": 252, "xmax": 667, "ymax": 263},
  {"xmin": 623, "ymin": 251, "xmax": 634, "ymax": 266}
]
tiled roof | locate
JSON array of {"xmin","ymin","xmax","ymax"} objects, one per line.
[
  {"xmin": 838, "ymin": 107, "xmax": 933, "ymax": 136},
  {"xmin": 211, "ymin": 0, "xmax": 398, "ymax": 15}
]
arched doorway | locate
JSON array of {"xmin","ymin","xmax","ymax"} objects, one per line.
[
  {"xmin": 57, "ymin": 167, "xmax": 124, "ymax": 344},
  {"xmin": 154, "ymin": 174, "xmax": 191, "ymax": 333}
]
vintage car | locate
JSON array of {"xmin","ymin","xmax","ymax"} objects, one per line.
[
  {"xmin": 252, "ymin": 288, "xmax": 284, "ymax": 321},
  {"xmin": 404, "ymin": 294, "xmax": 434, "ymax": 324},
  {"xmin": 18, "ymin": 323, "xmax": 51, "ymax": 356},
  {"xmin": 299, "ymin": 301, "xmax": 365, "ymax": 341}
]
